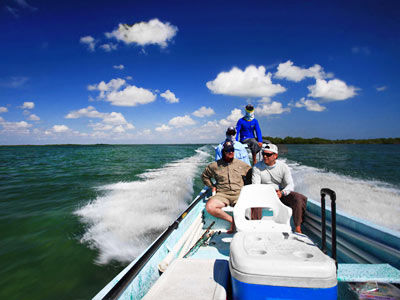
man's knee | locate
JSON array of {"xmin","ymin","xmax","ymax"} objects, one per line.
[{"xmin": 206, "ymin": 197, "xmax": 226, "ymax": 213}]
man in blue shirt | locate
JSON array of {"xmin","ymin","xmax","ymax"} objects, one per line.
[
  {"xmin": 215, "ymin": 127, "xmax": 251, "ymax": 166},
  {"xmin": 236, "ymin": 104, "xmax": 263, "ymax": 165}
]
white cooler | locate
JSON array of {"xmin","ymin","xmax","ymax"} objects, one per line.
[{"xmin": 229, "ymin": 231, "xmax": 337, "ymax": 300}]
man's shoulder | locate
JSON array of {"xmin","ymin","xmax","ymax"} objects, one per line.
[
  {"xmin": 253, "ymin": 161, "xmax": 265, "ymax": 170},
  {"xmin": 233, "ymin": 158, "xmax": 251, "ymax": 169},
  {"xmin": 234, "ymin": 141, "xmax": 246, "ymax": 149},
  {"xmin": 207, "ymin": 160, "xmax": 219, "ymax": 169}
]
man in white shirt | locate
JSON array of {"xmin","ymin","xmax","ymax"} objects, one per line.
[{"xmin": 252, "ymin": 144, "xmax": 307, "ymax": 233}]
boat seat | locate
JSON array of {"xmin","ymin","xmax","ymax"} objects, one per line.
[
  {"xmin": 143, "ymin": 258, "xmax": 230, "ymax": 300},
  {"xmin": 234, "ymin": 184, "xmax": 292, "ymax": 232}
]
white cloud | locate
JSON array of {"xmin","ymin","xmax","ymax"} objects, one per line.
[
  {"xmin": 155, "ymin": 124, "xmax": 172, "ymax": 132},
  {"xmin": 105, "ymin": 18, "xmax": 178, "ymax": 48},
  {"xmin": 52, "ymin": 125, "xmax": 69, "ymax": 133},
  {"xmin": 160, "ymin": 89, "xmax": 179, "ymax": 103},
  {"xmin": 28, "ymin": 114, "xmax": 40, "ymax": 121},
  {"xmin": 168, "ymin": 115, "xmax": 196, "ymax": 128},
  {"xmin": 80, "ymin": 35, "xmax": 96, "ymax": 51},
  {"xmin": 219, "ymin": 108, "xmax": 243, "ymax": 127},
  {"xmin": 206, "ymin": 65, "xmax": 286, "ymax": 98},
  {"xmin": 100, "ymin": 43, "xmax": 118, "ymax": 52},
  {"xmin": 107, "ymin": 85, "xmax": 156, "ymax": 107},
  {"xmin": 65, "ymin": 106, "xmax": 135, "ymax": 132},
  {"xmin": 376, "ymin": 86, "xmax": 387, "ymax": 92},
  {"xmin": 21, "ymin": 101, "xmax": 34, "ymax": 109},
  {"xmin": 88, "ymin": 78, "xmax": 156, "ymax": 107},
  {"xmin": 113, "ymin": 125, "xmax": 125, "ymax": 133},
  {"xmin": 275, "ymin": 60, "xmax": 333, "ymax": 82},
  {"xmin": 192, "ymin": 106, "xmax": 215, "ymax": 118},
  {"xmin": 0, "ymin": 107, "xmax": 8, "ymax": 113},
  {"xmin": 292, "ymin": 98, "xmax": 326, "ymax": 112},
  {"xmin": 255, "ymin": 101, "xmax": 290, "ymax": 116},
  {"xmin": 0, "ymin": 118, "xmax": 32, "ymax": 134},
  {"xmin": 308, "ymin": 79, "xmax": 358, "ymax": 101},
  {"xmin": 113, "ymin": 64, "xmax": 125, "ymax": 70}
]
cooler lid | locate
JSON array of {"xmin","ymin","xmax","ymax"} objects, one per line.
[{"xmin": 230, "ymin": 231, "xmax": 337, "ymax": 279}]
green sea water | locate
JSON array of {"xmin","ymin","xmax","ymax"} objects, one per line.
[{"xmin": 0, "ymin": 144, "xmax": 399, "ymax": 300}]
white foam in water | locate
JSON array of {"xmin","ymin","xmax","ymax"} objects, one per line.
[
  {"xmin": 282, "ymin": 158, "xmax": 400, "ymax": 232},
  {"xmin": 75, "ymin": 147, "xmax": 211, "ymax": 265}
]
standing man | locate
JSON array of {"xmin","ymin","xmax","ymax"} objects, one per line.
[
  {"xmin": 236, "ymin": 104, "xmax": 263, "ymax": 165},
  {"xmin": 202, "ymin": 141, "xmax": 252, "ymax": 233},
  {"xmin": 215, "ymin": 126, "xmax": 251, "ymax": 166},
  {"xmin": 252, "ymin": 144, "xmax": 307, "ymax": 233}
]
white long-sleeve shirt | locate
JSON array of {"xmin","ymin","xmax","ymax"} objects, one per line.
[{"xmin": 252, "ymin": 160, "xmax": 294, "ymax": 196}]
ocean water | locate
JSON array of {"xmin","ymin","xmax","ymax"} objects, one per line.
[{"xmin": 0, "ymin": 144, "xmax": 399, "ymax": 300}]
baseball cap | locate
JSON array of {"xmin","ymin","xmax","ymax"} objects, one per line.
[
  {"xmin": 226, "ymin": 126, "xmax": 236, "ymax": 135},
  {"xmin": 262, "ymin": 143, "xmax": 278, "ymax": 154},
  {"xmin": 222, "ymin": 141, "xmax": 235, "ymax": 152}
]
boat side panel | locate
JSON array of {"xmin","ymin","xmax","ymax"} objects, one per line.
[{"xmin": 93, "ymin": 199, "xmax": 206, "ymax": 300}]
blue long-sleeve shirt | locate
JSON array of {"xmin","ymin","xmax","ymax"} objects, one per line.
[
  {"xmin": 215, "ymin": 140, "xmax": 251, "ymax": 166},
  {"xmin": 235, "ymin": 118, "xmax": 262, "ymax": 143}
]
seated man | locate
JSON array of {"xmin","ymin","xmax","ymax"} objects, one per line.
[
  {"xmin": 202, "ymin": 141, "xmax": 252, "ymax": 233},
  {"xmin": 252, "ymin": 144, "xmax": 307, "ymax": 233},
  {"xmin": 215, "ymin": 126, "xmax": 250, "ymax": 166},
  {"xmin": 236, "ymin": 104, "xmax": 263, "ymax": 165}
]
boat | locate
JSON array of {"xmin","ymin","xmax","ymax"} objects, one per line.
[{"xmin": 92, "ymin": 180, "xmax": 400, "ymax": 299}]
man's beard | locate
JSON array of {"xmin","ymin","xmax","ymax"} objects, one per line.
[{"xmin": 223, "ymin": 153, "xmax": 234, "ymax": 163}]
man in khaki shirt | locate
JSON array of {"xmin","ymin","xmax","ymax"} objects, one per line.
[{"xmin": 202, "ymin": 141, "xmax": 251, "ymax": 233}]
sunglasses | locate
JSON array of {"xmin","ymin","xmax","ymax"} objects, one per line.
[
  {"xmin": 225, "ymin": 149, "xmax": 234, "ymax": 153},
  {"xmin": 262, "ymin": 152, "xmax": 274, "ymax": 157}
]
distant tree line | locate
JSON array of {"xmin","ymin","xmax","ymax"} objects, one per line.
[{"xmin": 263, "ymin": 136, "xmax": 400, "ymax": 144}]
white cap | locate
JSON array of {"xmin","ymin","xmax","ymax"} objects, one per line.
[{"xmin": 262, "ymin": 143, "xmax": 278, "ymax": 154}]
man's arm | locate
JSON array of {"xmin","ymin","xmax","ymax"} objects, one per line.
[
  {"xmin": 252, "ymin": 165, "xmax": 262, "ymax": 184},
  {"xmin": 215, "ymin": 145, "xmax": 222, "ymax": 161},
  {"xmin": 235, "ymin": 119, "xmax": 242, "ymax": 141},
  {"xmin": 254, "ymin": 119, "xmax": 263, "ymax": 143},
  {"xmin": 201, "ymin": 164, "xmax": 215, "ymax": 189},
  {"xmin": 281, "ymin": 164, "xmax": 294, "ymax": 196}
]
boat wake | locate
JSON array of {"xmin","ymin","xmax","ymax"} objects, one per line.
[
  {"xmin": 75, "ymin": 146, "xmax": 211, "ymax": 265},
  {"xmin": 283, "ymin": 159, "xmax": 400, "ymax": 232}
]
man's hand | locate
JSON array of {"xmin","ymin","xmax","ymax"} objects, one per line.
[
  {"xmin": 276, "ymin": 190, "xmax": 283, "ymax": 198},
  {"xmin": 212, "ymin": 186, "xmax": 217, "ymax": 195},
  {"xmin": 258, "ymin": 142, "xmax": 263, "ymax": 147}
]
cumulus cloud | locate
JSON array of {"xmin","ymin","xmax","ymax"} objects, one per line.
[
  {"xmin": 219, "ymin": 108, "xmax": 243, "ymax": 127},
  {"xmin": 0, "ymin": 118, "xmax": 32, "ymax": 134},
  {"xmin": 0, "ymin": 107, "xmax": 8, "ymax": 113},
  {"xmin": 52, "ymin": 125, "xmax": 69, "ymax": 133},
  {"xmin": 100, "ymin": 43, "xmax": 118, "ymax": 52},
  {"xmin": 168, "ymin": 115, "xmax": 196, "ymax": 128},
  {"xmin": 88, "ymin": 78, "xmax": 156, "ymax": 107},
  {"xmin": 192, "ymin": 106, "xmax": 215, "ymax": 118},
  {"xmin": 105, "ymin": 18, "xmax": 178, "ymax": 48},
  {"xmin": 28, "ymin": 114, "xmax": 40, "ymax": 121},
  {"xmin": 275, "ymin": 60, "xmax": 333, "ymax": 82},
  {"xmin": 160, "ymin": 89, "xmax": 179, "ymax": 103},
  {"xmin": 155, "ymin": 124, "xmax": 172, "ymax": 132},
  {"xmin": 21, "ymin": 101, "xmax": 34, "ymax": 109},
  {"xmin": 113, "ymin": 64, "xmax": 125, "ymax": 70},
  {"xmin": 80, "ymin": 35, "xmax": 96, "ymax": 52},
  {"xmin": 255, "ymin": 101, "xmax": 290, "ymax": 116},
  {"xmin": 65, "ymin": 106, "xmax": 135, "ymax": 132},
  {"xmin": 107, "ymin": 86, "xmax": 156, "ymax": 106},
  {"xmin": 292, "ymin": 98, "xmax": 326, "ymax": 112},
  {"xmin": 376, "ymin": 86, "xmax": 387, "ymax": 92},
  {"xmin": 308, "ymin": 79, "xmax": 358, "ymax": 101},
  {"xmin": 206, "ymin": 65, "xmax": 286, "ymax": 98}
]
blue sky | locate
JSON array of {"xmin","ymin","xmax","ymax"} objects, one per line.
[{"xmin": 1, "ymin": 0, "xmax": 399, "ymax": 144}]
